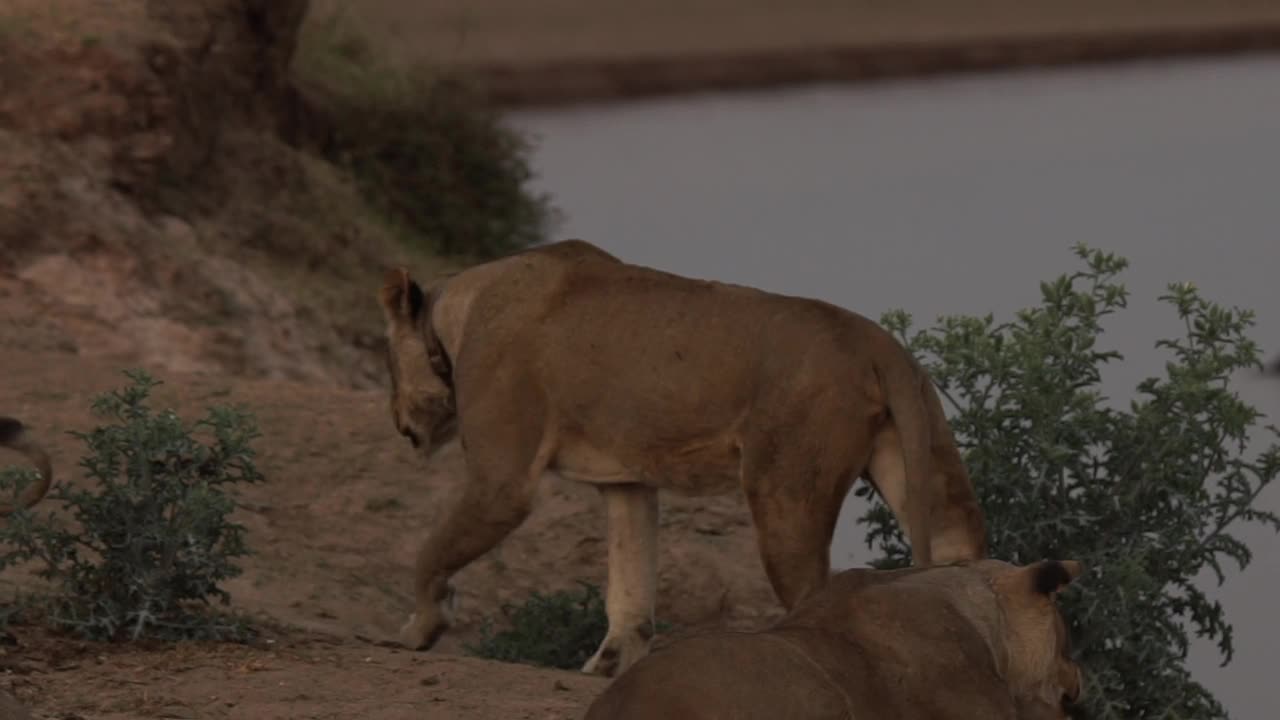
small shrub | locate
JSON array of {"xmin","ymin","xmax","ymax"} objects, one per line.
[
  {"xmin": 465, "ymin": 582, "xmax": 676, "ymax": 669},
  {"xmin": 858, "ymin": 245, "xmax": 1280, "ymax": 718},
  {"xmin": 465, "ymin": 581, "xmax": 609, "ymax": 669},
  {"xmin": 0, "ymin": 369, "xmax": 265, "ymax": 642},
  {"xmin": 295, "ymin": 9, "xmax": 558, "ymax": 260}
]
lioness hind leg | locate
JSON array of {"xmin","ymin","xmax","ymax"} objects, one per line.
[
  {"xmin": 741, "ymin": 423, "xmax": 868, "ymax": 611},
  {"xmin": 743, "ymin": 487, "xmax": 847, "ymax": 610},
  {"xmin": 582, "ymin": 483, "xmax": 659, "ymax": 678}
]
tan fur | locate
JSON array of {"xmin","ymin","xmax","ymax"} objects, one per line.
[
  {"xmin": 0, "ymin": 417, "xmax": 53, "ymax": 515},
  {"xmin": 584, "ymin": 559, "xmax": 1085, "ymax": 720},
  {"xmin": 377, "ymin": 239, "xmax": 988, "ymax": 677}
]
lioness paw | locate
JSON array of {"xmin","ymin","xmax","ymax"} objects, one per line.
[
  {"xmin": 397, "ymin": 612, "xmax": 447, "ymax": 651},
  {"xmin": 581, "ymin": 645, "xmax": 622, "ymax": 678},
  {"xmin": 581, "ymin": 627, "xmax": 652, "ymax": 678}
]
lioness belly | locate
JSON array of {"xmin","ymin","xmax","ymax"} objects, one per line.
[
  {"xmin": 551, "ymin": 439, "xmax": 632, "ymax": 484},
  {"xmin": 551, "ymin": 434, "xmax": 741, "ymax": 496}
]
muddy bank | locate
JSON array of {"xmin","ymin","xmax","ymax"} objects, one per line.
[{"xmin": 463, "ymin": 22, "xmax": 1280, "ymax": 108}]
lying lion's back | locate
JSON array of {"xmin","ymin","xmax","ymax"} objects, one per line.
[
  {"xmin": 584, "ymin": 624, "xmax": 1021, "ymax": 720},
  {"xmin": 584, "ymin": 631, "xmax": 854, "ymax": 720}
]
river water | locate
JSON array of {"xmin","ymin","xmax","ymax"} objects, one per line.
[{"xmin": 509, "ymin": 55, "xmax": 1280, "ymax": 717}]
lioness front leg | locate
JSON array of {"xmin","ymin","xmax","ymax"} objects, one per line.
[
  {"xmin": 400, "ymin": 469, "xmax": 537, "ymax": 650},
  {"xmin": 582, "ymin": 483, "xmax": 659, "ymax": 678}
]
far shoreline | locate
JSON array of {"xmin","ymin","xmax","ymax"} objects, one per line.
[{"xmin": 459, "ymin": 22, "xmax": 1280, "ymax": 110}]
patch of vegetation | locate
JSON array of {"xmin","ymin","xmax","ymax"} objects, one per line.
[
  {"xmin": 465, "ymin": 582, "xmax": 609, "ymax": 670},
  {"xmin": 294, "ymin": 8, "xmax": 558, "ymax": 260},
  {"xmin": 0, "ymin": 369, "xmax": 265, "ymax": 642},
  {"xmin": 858, "ymin": 245, "xmax": 1280, "ymax": 719},
  {"xmin": 465, "ymin": 581, "xmax": 675, "ymax": 670}
]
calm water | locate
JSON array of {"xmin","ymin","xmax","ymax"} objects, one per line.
[{"xmin": 509, "ymin": 55, "xmax": 1280, "ymax": 717}]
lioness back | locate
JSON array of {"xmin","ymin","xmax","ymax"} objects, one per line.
[
  {"xmin": 522, "ymin": 252, "xmax": 901, "ymax": 426},
  {"xmin": 442, "ymin": 240, "xmax": 918, "ymax": 490}
]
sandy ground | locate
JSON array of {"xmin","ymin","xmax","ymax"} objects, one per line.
[{"xmin": 3, "ymin": 623, "xmax": 603, "ymax": 720}]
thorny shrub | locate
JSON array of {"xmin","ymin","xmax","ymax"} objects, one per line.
[
  {"xmin": 0, "ymin": 370, "xmax": 264, "ymax": 642},
  {"xmin": 858, "ymin": 245, "xmax": 1280, "ymax": 719}
]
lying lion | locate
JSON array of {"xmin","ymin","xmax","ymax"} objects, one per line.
[
  {"xmin": 0, "ymin": 417, "xmax": 53, "ymax": 515},
  {"xmin": 378, "ymin": 239, "xmax": 988, "ymax": 676},
  {"xmin": 584, "ymin": 558, "xmax": 1085, "ymax": 720}
]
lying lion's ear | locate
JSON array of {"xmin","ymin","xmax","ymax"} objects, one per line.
[
  {"xmin": 378, "ymin": 268, "xmax": 426, "ymax": 321},
  {"xmin": 1031, "ymin": 559, "xmax": 1084, "ymax": 596}
]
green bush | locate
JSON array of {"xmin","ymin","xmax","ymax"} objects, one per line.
[
  {"xmin": 465, "ymin": 581, "xmax": 610, "ymax": 670},
  {"xmin": 857, "ymin": 245, "xmax": 1280, "ymax": 718},
  {"xmin": 465, "ymin": 582, "xmax": 678, "ymax": 670},
  {"xmin": 294, "ymin": 10, "xmax": 557, "ymax": 260},
  {"xmin": 0, "ymin": 369, "xmax": 265, "ymax": 642}
]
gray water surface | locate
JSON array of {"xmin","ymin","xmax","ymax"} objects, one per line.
[{"xmin": 509, "ymin": 55, "xmax": 1280, "ymax": 717}]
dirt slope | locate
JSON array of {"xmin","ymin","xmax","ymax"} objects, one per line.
[{"xmin": 0, "ymin": 0, "xmax": 452, "ymax": 393}]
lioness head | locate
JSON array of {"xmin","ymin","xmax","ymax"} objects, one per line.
[
  {"xmin": 378, "ymin": 268, "xmax": 457, "ymax": 458},
  {"xmin": 975, "ymin": 558, "xmax": 1085, "ymax": 714}
]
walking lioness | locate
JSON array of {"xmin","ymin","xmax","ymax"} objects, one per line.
[
  {"xmin": 378, "ymin": 239, "xmax": 987, "ymax": 677},
  {"xmin": 0, "ymin": 417, "xmax": 53, "ymax": 515}
]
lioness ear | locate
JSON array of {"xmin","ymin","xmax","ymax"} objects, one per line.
[
  {"xmin": 1030, "ymin": 559, "xmax": 1084, "ymax": 596},
  {"xmin": 378, "ymin": 267, "xmax": 426, "ymax": 322}
]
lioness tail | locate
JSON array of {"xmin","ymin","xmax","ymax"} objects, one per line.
[{"xmin": 874, "ymin": 343, "xmax": 934, "ymax": 566}]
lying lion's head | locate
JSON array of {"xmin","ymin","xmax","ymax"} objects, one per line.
[
  {"xmin": 975, "ymin": 558, "xmax": 1085, "ymax": 715},
  {"xmin": 377, "ymin": 268, "xmax": 457, "ymax": 459}
]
